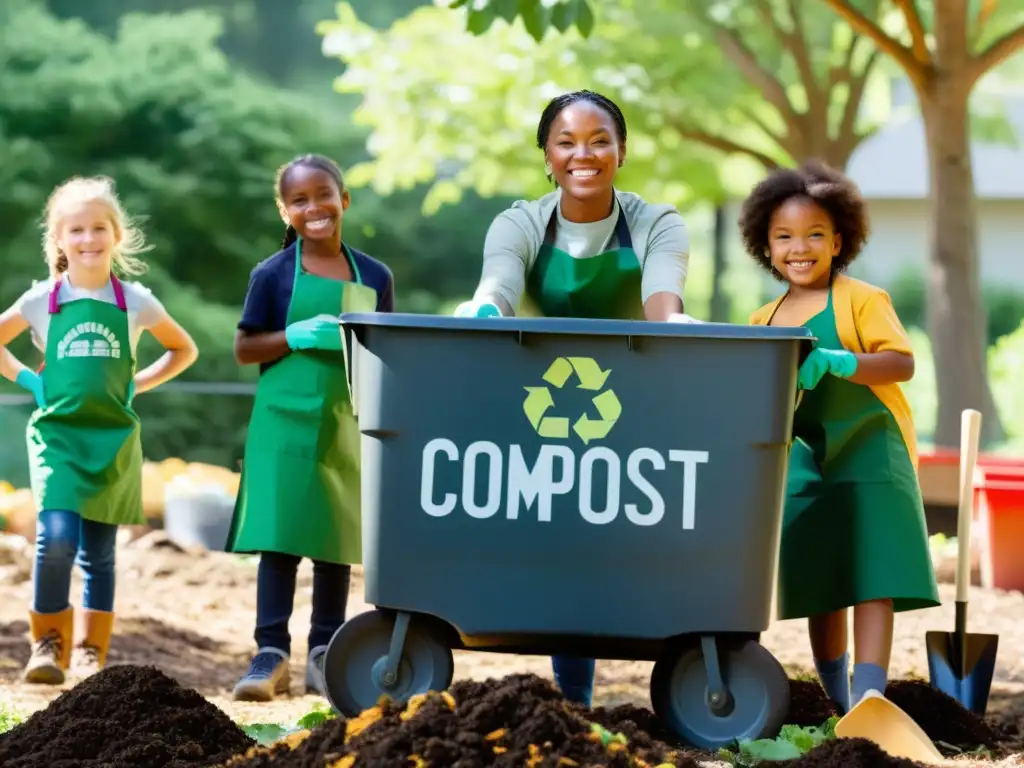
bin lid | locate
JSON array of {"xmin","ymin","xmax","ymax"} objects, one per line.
[{"xmin": 339, "ymin": 312, "xmax": 816, "ymax": 342}]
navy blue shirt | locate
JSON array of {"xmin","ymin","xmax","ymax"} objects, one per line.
[{"xmin": 238, "ymin": 241, "xmax": 394, "ymax": 372}]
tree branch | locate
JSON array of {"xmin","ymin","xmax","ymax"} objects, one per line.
[
  {"xmin": 673, "ymin": 124, "xmax": 782, "ymax": 170},
  {"xmin": 894, "ymin": 0, "xmax": 931, "ymax": 63},
  {"xmin": 708, "ymin": 21, "xmax": 803, "ymax": 138},
  {"xmin": 818, "ymin": 0, "xmax": 930, "ymax": 89},
  {"xmin": 972, "ymin": 23, "xmax": 1024, "ymax": 82},
  {"xmin": 738, "ymin": 105, "xmax": 789, "ymax": 150},
  {"xmin": 837, "ymin": 48, "xmax": 881, "ymax": 151},
  {"xmin": 784, "ymin": 0, "xmax": 828, "ymax": 119},
  {"xmin": 970, "ymin": 0, "xmax": 998, "ymax": 47}
]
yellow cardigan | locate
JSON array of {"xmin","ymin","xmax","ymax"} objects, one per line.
[{"xmin": 749, "ymin": 273, "xmax": 919, "ymax": 470}]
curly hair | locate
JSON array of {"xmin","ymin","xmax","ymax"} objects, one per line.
[{"xmin": 738, "ymin": 159, "xmax": 869, "ymax": 278}]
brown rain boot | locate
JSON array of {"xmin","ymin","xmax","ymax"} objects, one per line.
[
  {"xmin": 23, "ymin": 607, "xmax": 73, "ymax": 685},
  {"xmin": 70, "ymin": 609, "xmax": 115, "ymax": 678}
]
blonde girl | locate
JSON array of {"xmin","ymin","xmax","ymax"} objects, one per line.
[{"xmin": 0, "ymin": 176, "xmax": 198, "ymax": 685}]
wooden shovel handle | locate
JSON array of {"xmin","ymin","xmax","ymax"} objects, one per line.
[{"xmin": 957, "ymin": 409, "xmax": 983, "ymax": 603}]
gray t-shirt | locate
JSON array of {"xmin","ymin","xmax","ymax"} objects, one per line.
[
  {"xmin": 14, "ymin": 277, "xmax": 168, "ymax": 355},
  {"xmin": 475, "ymin": 188, "xmax": 690, "ymax": 314}
]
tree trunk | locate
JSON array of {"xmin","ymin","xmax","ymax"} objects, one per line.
[
  {"xmin": 709, "ymin": 204, "xmax": 731, "ymax": 322},
  {"xmin": 919, "ymin": 73, "xmax": 1004, "ymax": 448}
]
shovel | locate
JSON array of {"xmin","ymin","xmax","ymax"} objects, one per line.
[
  {"xmin": 926, "ymin": 408, "xmax": 999, "ymax": 716},
  {"xmin": 834, "ymin": 690, "xmax": 945, "ymax": 764}
]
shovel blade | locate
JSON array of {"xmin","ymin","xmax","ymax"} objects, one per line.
[
  {"xmin": 834, "ymin": 692, "xmax": 945, "ymax": 764},
  {"xmin": 926, "ymin": 630, "xmax": 999, "ymax": 716}
]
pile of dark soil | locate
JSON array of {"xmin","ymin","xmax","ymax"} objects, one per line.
[
  {"xmin": 225, "ymin": 674, "xmax": 706, "ymax": 767},
  {"xmin": 783, "ymin": 679, "xmax": 839, "ymax": 727},
  {"xmin": 0, "ymin": 664, "xmax": 254, "ymax": 767},
  {"xmin": 885, "ymin": 679, "xmax": 999, "ymax": 748},
  {"xmin": 777, "ymin": 737, "xmax": 925, "ymax": 767}
]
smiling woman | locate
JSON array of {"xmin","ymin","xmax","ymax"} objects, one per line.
[
  {"xmin": 455, "ymin": 90, "xmax": 692, "ymax": 323},
  {"xmin": 452, "ymin": 91, "xmax": 693, "ymax": 709}
]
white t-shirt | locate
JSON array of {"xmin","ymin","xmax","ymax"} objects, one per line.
[
  {"xmin": 475, "ymin": 188, "xmax": 690, "ymax": 313},
  {"xmin": 13, "ymin": 277, "xmax": 168, "ymax": 355}
]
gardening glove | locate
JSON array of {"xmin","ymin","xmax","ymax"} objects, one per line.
[
  {"xmin": 126, "ymin": 379, "xmax": 135, "ymax": 407},
  {"xmin": 797, "ymin": 347, "xmax": 858, "ymax": 391},
  {"xmin": 285, "ymin": 314, "xmax": 343, "ymax": 352},
  {"xmin": 15, "ymin": 369, "xmax": 45, "ymax": 408},
  {"xmin": 453, "ymin": 300, "xmax": 502, "ymax": 318}
]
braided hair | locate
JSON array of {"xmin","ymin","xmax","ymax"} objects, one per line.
[
  {"xmin": 536, "ymin": 90, "xmax": 627, "ymax": 149},
  {"xmin": 535, "ymin": 91, "xmax": 627, "ymax": 185},
  {"xmin": 274, "ymin": 154, "xmax": 346, "ymax": 249}
]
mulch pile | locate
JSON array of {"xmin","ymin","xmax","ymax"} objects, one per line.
[
  {"xmin": 0, "ymin": 664, "xmax": 254, "ymax": 767},
  {"xmin": 225, "ymin": 673, "xmax": 706, "ymax": 767},
  {"xmin": 0, "ymin": 664, "xmax": 1013, "ymax": 767}
]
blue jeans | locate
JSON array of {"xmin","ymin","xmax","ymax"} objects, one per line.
[
  {"xmin": 255, "ymin": 552, "xmax": 351, "ymax": 656},
  {"xmin": 33, "ymin": 509, "xmax": 118, "ymax": 614},
  {"xmin": 552, "ymin": 655, "xmax": 595, "ymax": 706}
]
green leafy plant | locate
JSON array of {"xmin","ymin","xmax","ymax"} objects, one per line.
[
  {"xmin": 0, "ymin": 704, "xmax": 25, "ymax": 735},
  {"xmin": 718, "ymin": 717, "xmax": 838, "ymax": 765},
  {"xmin": 238, "ymin": 702, "xmax": 336, "ymax": 745}
]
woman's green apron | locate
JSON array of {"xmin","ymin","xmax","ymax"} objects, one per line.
[
  {"xmin": 525, "ymin": 205, "xmax": 642, "ymax": 318},
  {"xmin": 227, "ymin": 239, "xmax": 378, "ymax": 565},
  {"xmin": 27, "ymin": 276, "xmax": 143, "ymax": 525},
  {"xmin": 777, "ymin": 289, "xmax": 939, "ymax": 619}
]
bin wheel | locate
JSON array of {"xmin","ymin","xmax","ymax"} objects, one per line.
[
  {"xmin": 322, "ymin": 609, "xmax": 454, "ymax": 717},
  {"xmin": 650, "ymin": 638, "xmax": 789, "ymax": 750}
]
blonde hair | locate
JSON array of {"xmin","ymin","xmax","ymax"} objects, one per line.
[{"xmin": 42, "ymin": 176, "xmax": 150, "ymax": 280}]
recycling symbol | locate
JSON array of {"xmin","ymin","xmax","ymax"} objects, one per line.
[{"xmin": 522, "ymin": 357, "xmax": 622, "ymax": 445}]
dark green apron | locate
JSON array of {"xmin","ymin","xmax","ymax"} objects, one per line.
[
  {"xmin": 777, "ymin": 290, "xmax": 940, "ymax": 619},
  {"xmin": 525, "ymin": 205, "xmax": 641, "ymax": 318},
  {"xmin": 227, "ymin": 239, "xmax": 378, "ymax": 564},
  {"xmin": 27, "ymin": 276, "xmax": 143, "ymax": 525}
]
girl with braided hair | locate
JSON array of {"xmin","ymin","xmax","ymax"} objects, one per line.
[
  {"xmin": 228, "ymin": 154, "xmax": 394, "ymax": 701},
  {"xmin": 456, "ymin": 91, "xmax": 693, "ymax": 707}
]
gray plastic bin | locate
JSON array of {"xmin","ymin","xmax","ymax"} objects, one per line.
[{"xmin": 324, "ymin": 313, "xmax": 814, "ymax": 749}]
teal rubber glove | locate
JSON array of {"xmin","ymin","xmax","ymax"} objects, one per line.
[
  {"xmin": 127, "ymin": 379, "xmax": 135, "ymax": 406},
  {"xmin": 454, "ymin": 300, "xmax": 502, "ymax": 318},
  {"xmin": 285, "ymin": 314, "xmax": 343, "ymax": 351},
  {"xmin": 16, "ymin": 369, "xmax": 45, "ymax": 408},
  {"xmin": 798, "ymin": 348, "xmax": 858, "ymax": 390}
]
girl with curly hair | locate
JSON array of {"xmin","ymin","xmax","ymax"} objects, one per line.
[{"xmin": 740, "ymin": 160, "xmax": 939, "ymax": 713}]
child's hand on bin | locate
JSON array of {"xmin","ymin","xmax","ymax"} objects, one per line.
[
  {"xmin": 798, "ymin": 348, "xmax": 857, "ymax": 390},
  {"xmin": 285, "ymin": 314, "xmax": 343, "ymax": 352}
]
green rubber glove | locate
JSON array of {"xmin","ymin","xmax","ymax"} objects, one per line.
[
  {"xmin": 16, "ymin": 369, "xmax": 45, "ymax": 408},
  {"xmin": 797, "ymin": 348, "xmax": 858, "ymax": 390},
  {"xmin": 126, "ymin": 379, "xmax": 135, "ymax": 406},
  {"xmin": 285, "ymin": 314, "xmax": 343, "ymax": 351},
  {"xmin": 453, "ymin": 300, "xmax": 502, "ymax": 318}
]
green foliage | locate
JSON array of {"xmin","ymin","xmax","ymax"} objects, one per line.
[
  {"xmin": 718, "ymin": 717, "xmax": 838, "ymax": 765},
  {"xmin": 990, "ymin": 319, "xmax": 1024, "ymax": 451},
  {"xmin": 0, "ymin": 704, "xmax": 24, "ymax": 735},
  {"xmin": 442, "ymin": 0, "xmax": 595, "ymax": 41},
  {"xmin": 0, "ymin": 1, "xmax": 513, "ymax": 480},
  {"xmin": 886, "ymin": 268, "xmax": 1024, "ymax": 344},
  {"xmin": 318, "ymin": 0, "xmax": 891, "ymax": 222},
  {"xmin": 238, "ymin": 702, "xmax": 336, "ymax": 745}
]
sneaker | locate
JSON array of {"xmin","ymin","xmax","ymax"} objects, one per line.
[
  {"xmin": 232, "ymin": 649, "xmax": 290, "ymax": 701},
  {"xmin": 306, "ymin": 645, "xmax": 327, "ymax": 696}
]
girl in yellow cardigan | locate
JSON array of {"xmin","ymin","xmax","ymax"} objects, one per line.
[{"xmin": 741, "ymin": 160, "xmax": 939, "ymax": 714}]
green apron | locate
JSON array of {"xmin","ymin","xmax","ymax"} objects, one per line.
[
  {"xmin": 27, "ymin": 275, "xmax": 143, "ymax": 525},
  {"xmin": 776, "ymin": 289, "xmax": 940, "ymax": 620},
  {"xmin": 525, "ymin": 204, "xmax": 642, "ymax": 318},
  {"xmin": 227, "ymin": 239, "xmax": 378, "ymax": 565}
]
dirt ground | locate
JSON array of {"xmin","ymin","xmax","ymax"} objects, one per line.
[{"xmin": 2, "ymin": 530, "xmax": 1024, "ymax": 766}]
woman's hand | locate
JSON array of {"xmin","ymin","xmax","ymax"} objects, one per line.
[
  {"xmin": 132, "ymin": 315, "xmax": 199, "ymax": 395},
  {"xmin": 643, "ymin": 291, "xmax": 683, "ymax": 321}
]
